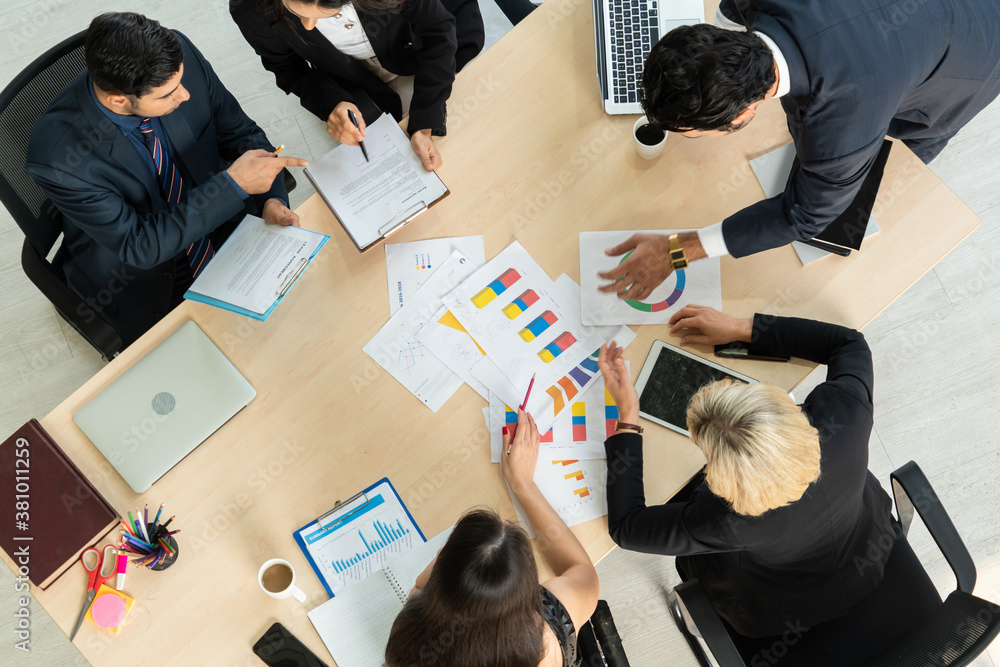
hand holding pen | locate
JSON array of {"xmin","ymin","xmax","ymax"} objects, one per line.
[{"xmin": 347, "ymin": 110, "xmax": 369, "ymax": 162}]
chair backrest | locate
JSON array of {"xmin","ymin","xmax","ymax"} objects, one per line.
[{"xmin": 0, "ymin": 30, "xmax": 86, "ymax": 254}]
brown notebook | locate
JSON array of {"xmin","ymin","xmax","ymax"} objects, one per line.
[{"xmin": 0, "ymin": 419, "xmax": 119, "ymax": 589}]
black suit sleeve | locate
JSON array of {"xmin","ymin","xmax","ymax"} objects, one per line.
[
  {"xmin": 401, "ymin": 0, "xmax": 459, "ymax": 135},
  {"xmin": 182, "ymin": 33, "xmax": 288, "ymax": 206},
  {"xmin": 230, "ymin": 1, "xmax": 357, "ymax": 120},
  {"xmin": 750, "ymin": 314, "xmax": 874, "ymax": 407},
  {"xmin": 605, "ymin": 433, "xmax": 741, "ymax": 555},
  {"xmin": 720, "ymin": 129, "xmax": 885, "ymax": 257}
]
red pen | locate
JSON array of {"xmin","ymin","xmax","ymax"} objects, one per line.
[{"xmin": 507, "ymin": 374, "xmax": 536, "ymax": 450}]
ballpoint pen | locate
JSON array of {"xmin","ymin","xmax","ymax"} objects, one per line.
[
  {"xmin": 507, "ymin": 374, "xmax": 536, "ymax": 454},
  {"xmin": 346, "ymin": 109, "xmax": 369, "ymax": 162}
]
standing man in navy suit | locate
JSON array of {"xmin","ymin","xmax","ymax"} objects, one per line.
[
  {"xmin": 598, "ymin": 0, "xmax": 1000, "ymax": 300},
  {"xmin": 27, "ymin": 12, "xmax": 309, "ymax": 345}
]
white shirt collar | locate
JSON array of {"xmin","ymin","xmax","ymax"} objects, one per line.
[{"xmin": 712, "ymin": 8, "xmax": 791, "ymax": 98}]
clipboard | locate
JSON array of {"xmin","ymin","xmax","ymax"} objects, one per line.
[
  {"xmin": 293, "ymin": 478, "xmax": 425, "ymax": 598},
  {"xmin": 303, "ymin": 114, "xmax": 450, "ymax": 253},
  {"xmin": 184, "ymin": 226, "xmax": 329, "ymax": 321}
]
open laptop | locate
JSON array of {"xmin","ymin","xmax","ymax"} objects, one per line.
[
  {"xmin": 74, "ymin": 320, "xmax": 256, "ymax": 493},
  {"xmin": 594, "ymin": 0, "xmax": 704, "ymax": 114}
]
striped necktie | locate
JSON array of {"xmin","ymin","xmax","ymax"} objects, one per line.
[{"xmin": 137, "ymin": 117, "xmax": 214, "ymax": 277}]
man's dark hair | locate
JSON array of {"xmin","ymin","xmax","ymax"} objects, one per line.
[
  {"xmin": 85, "ymin": 12, "xmax": 184, "ymax": 98},
  {"xmin": 641, "ymin": 25, "xmax": 776, "ymax": 133}
]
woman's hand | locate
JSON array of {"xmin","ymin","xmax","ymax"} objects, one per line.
[
  {"xmin": 599, "ymin": 341, "xmax": 639, "ymax": 424},
  {"xmin": 326, "ymin": 101, "xmax": 366, "ymax": 145},
  {"xmin": 668, "ymin": 305, "xmax": 753, "ymax": 346},
  {"xmin": 501, "ymin": 409, "xmax": 540, "ymax": 496},
  {"xmin": 410, "ymin": 129, "xmax": 442, "ymax": 171}
]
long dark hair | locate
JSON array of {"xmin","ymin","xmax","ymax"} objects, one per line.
[{"xmin": 385, "ymin": 509, "xmax": 546, "ymax": 667}]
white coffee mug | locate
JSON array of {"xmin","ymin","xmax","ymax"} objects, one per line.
[
  {"xmin": 257, "ymin": 558, "xmax": 307, "ymax": 603},
  {"xmin": 633, "ymin": 115, "xmax": 668, "ymax": 160}
]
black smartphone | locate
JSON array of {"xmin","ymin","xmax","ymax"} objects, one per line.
[
  {"xmin": 714, "ymin": 342, "xmax": 790, "ymax": 363},
  {"xmin": 253, "ymin": 622, "xmax": 329, "ymax": 667}
]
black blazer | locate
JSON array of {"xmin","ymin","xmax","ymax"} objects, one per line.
[
  {"xmin": 230, "ymin": 0, "xmax": 484, "ymax": 135},
  {"xmin": 605, "ymin": 315, "xmax": 896, "ymax": 638},
  {"xmin": 26, "ymin": 32, "xmax": 285, "ymax": 345},
  {"xmin": 717, "ymin": 0, "xmax": 1000, "ymax": 257}
]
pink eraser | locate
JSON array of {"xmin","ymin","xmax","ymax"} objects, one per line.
[{"xmin": 91, "ymin": 594, "xmax": 127, "ymax": 629}]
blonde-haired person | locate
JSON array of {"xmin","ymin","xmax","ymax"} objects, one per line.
[{"xmin": 599, "ymin": 305, "xmax": 896, "ymax": 641}]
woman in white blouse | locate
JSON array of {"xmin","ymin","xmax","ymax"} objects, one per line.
[{"xmin": 231, "ymin": 0, "xmax": 484, "ymax": 170}]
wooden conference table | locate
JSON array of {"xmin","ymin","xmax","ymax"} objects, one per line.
[{"xmin": 14, "ymin": 0, "xmax": 980, "ymax": 664}]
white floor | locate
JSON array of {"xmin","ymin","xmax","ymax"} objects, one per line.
[{"xmin": 2, "ymin": 2, "xmax": 999, "ymax": 666}]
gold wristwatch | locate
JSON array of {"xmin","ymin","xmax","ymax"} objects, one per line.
[
  {"xmin": 668, "ymin": 233, "xmax": 688, "ymax": 270},
  {"xmin": 615, "ymin": 421, "xmax": 643, "ymax": 434}
]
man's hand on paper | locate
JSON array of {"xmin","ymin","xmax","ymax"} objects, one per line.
[
  {"xmin": 410, "ymin": 129, "xmax": 441, "ymax": 171},
  {"xmin": 327, "ymin": 101, "xmax": 366, "ymax": 145},
  {"xmin": 262, "ymin": 198, "xmax": 299, "ymax": 227},
  {"xmin": 597, "ymin": 232, "xmax": 706, "ymax": 300},
  {"xmin": 227, "ymin": 149, "xmax": 308, "ymax": 195}
]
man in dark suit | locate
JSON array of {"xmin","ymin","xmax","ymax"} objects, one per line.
[
  {"xmin": 598, "ymin": 0, "xmax": 1000, "ymax": 300},
  {"xmin": 599, "ymin": 305, "xmax": 896, "ymax": 639},
  {"xmin": 26, "ymin": 12, "xmax": 308, "ymax": 345}
]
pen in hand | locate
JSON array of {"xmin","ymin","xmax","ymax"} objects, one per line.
[
  {"xmin": 272, "ymin": 144, "xmax": 285, "ymax": 157},
  {"xmin": 346, "ymin": 110, "xmax": 369, "ymax": 162}
]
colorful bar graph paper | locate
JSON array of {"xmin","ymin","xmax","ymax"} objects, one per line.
[
  {"xmin": 564, "ymin": 469, "xmax": 585, "ymax": 482},
  {"xmin": 557, "ymin": 376, "xmax": 579, "ymax": 401},
  {"xmin": 518, "ymin": 310, "xmax": 558, "ymax": 342},
  {"xmin": 571, "ymin": 402, "xmax": 587, "ymax": 441},
  {"xmin": 471, "ymin": 269, "xmax": 521, "ymax": 308},
  {"xmin": 330, "ymin": 518, "xmax": 411, "ymax": 574},
  {"xmin": 538, "ymin": 332, "xmax": 577, "ymax": 363},
  {"xmin": 501, "ymin": 289, "xmax": 540, "ymax": 319},
  {"xmin": 605, "ymin": 386, "xmax": 619, "ymax": 437},
  {"xmin": 552, "ymin": 460, "xmax": 579, "ymax": 466},
  {"xmin": 540, "ymin": 428, "xmax": 554, "ymax": 443},
  {"xmin": 546, "ymin": 385, "xmax": 565, "ymax": 414},
  {"xmin": 573, "ymin": 487, "xmax": 591, "ymax": 498}
]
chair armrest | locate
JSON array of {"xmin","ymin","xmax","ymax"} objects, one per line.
[
  {"xmin": 671, "ymin": 579, "xmax": 745, "ymax": 666},
  {"xmin": 891, "ymin": 460, "xmax": 976, "ymax": 593},
  {"xmin": 589, "ymin": 600, "xmax": 630, "ymax": 667},
  {"xmin": 21, "ymin": 239, "xmax": 122, "ymax": 360}
]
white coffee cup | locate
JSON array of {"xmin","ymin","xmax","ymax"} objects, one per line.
[
  {"xmin": 633, "ymin": 115, "xmax": 667, "ymax": 160},
  {"xmin": 258, "ymin": 558, "xmax": 307, "ymax": 603}
]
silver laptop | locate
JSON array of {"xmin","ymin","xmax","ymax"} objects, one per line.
[
  {"xmin": 593, "ymin": 0, "xmax": 704, "ymax": 114},
  {"xmin": 74, "ymin": 320, "xmax": 256, "ymax": 493}
]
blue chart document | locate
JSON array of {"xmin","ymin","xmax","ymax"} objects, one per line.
[{"xmin": 293, "ymin": 478, "xmax": 425, "ymax": 597}]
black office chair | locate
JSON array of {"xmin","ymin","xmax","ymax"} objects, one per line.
[
  {"xmin": 579, "ymin": 599, "xmax": 631, "ymax": 666},
  {"xmin": 0, "ymin": 32, "xmax": 296, "ymax": 360},
  {"xmin": 0, "ymin": 31, "xmax": 124, "ymax": 360},
  {"xmin": 669, "ymin": 461, "xmax": 1000, "ymax": 666}
]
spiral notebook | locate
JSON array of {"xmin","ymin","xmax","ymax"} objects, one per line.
[{"xmin": 307, "ymin": 527, "xmax": 453, "ymax": 667}]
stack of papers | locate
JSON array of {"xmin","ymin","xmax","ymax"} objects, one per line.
[{"xmin": 364, "ymin": 238, "xmax": 638, "ymax": 533}]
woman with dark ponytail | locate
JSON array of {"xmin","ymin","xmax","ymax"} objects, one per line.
[
  {"xmin": 230, "ymin": 0, "xmax": 484, "ymax": 171},
  {"xmin": 385, "ymin": 409, "xmax": 600, "ymax": 666}
]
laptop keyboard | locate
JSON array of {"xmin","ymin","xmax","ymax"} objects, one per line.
[{"xmin": 609, "ymin": 0, "xmax": 658, "ymax": 104}]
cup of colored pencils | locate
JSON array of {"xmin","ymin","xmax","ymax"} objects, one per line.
[{"xmin": 119, "ymin": 502, "xmax": 179, "ymax": 571}]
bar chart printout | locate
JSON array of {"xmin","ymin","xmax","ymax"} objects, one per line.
[{"xmin": 294, "ymin": 479, "xmax": 424, "ymax": 597}]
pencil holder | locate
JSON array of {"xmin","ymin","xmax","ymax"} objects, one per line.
[{"xmin": 149, "ymin": 536, "xmax": 179, "ymax": 571}]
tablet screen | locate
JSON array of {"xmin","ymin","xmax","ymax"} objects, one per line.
[{"xmin": 639, "ymin": 345, "xmax": 751, "ymax": 432}]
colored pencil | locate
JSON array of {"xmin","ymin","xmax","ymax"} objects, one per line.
[
  {"xmin": 150, "ymin": 503, "xmax": 165, "ymax": 535},
  {"xmin": 160, "ymin": 516, "xmax": 175, "ymax": 532},
  {"xmin": 120, "ymin": 519, "xmax": 137, "ymax": 537},
  {"xmin": 158, "ymin": 538, "xmax": 175, "ymax": 555}
]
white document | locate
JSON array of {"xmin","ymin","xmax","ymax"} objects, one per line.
[
  {"xmin": 415, "ymin": 306, "xmax": 490, "ymax": 400},
  {"xmin": 443, "ymin": 242, "xmax": 607, "ymax": 429},
  {"xmin": 579, "ymin": 230, "xmax": 722, "ymax": 325},
  {"xmin": 489, "ymin": 363, "xmax": 629, "ymax": 463},
  {"xmin": 385, "ymin": 236, "xmax": 486, "ymax": 315},
  {"xmin": 304, "ymin": 114, "xmax": 448, "ymax": 250},
  {"xmin": 308, "ymin": 528, "xmax": 454, "ymax": 667},
  {"xmin": 186, "ymin": 215, "xmax": 324, "ymax": 314},
  {"xmin": 363, "ymin": 251, "xmax": 478, "ymax": 412},
  {"xmin": 748, "ymin": 143, "xmax": 880, "ymax": 265},
  {"xmin": 509, "ymin": 458, "xmax": 608, "ymax": 538}
]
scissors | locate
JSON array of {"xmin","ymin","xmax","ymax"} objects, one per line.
[{"xmin": 69, "ymin": 544, "xmax": 118, "ymax": 641}]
